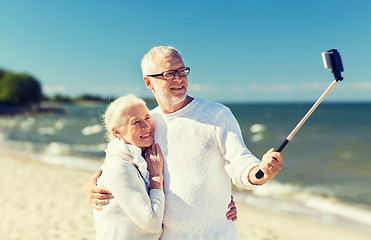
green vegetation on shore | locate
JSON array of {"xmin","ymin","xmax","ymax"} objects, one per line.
[
  {"xmin": 0, "ymin": 69, "xmax": 42, "ymax": 105},
  {"xmin": 0, "ymin": 68, "xmax": 156, "ymax": 111}
]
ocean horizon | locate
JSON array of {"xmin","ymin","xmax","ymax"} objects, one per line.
[{"xmin": 1, "ymin": 101, "xmax": 370, "ymax": 232}]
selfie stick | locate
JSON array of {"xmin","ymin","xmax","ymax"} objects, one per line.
[{"xmin": 255, "ymin": 49, "xmax": 344, "ymax": 179}]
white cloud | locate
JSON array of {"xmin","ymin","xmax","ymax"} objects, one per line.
[
  {"xmin": 300, "ymin": 82, "xmax": 325, "ymax": 90},
  {"xmin": 270, "ymin": 84, "xmax": 295, "ymax": 92},
  {"xmin": 248, "ymin": 82, "xmax": 332, "ymax": 93},
  {"xmin": 349, "ymin": 81, "xmax": 371, "ymax": 90},
  {"xmin": 215, "ymin": 80, "xmax": 371, "ymax": 102},
  {"xmin": 229, "ymin": 84, "xmax": 245, "ymax": 94},
  {"xmin": 189, "ymin": 84, "xmax": 220, "ymax": 92},
  {"xmin": 43, "ymin": 85, "xmax": 67, "ymax": 94},
  {"xmin": 43, "ymin": 84, "xmax": 152, "ymax": 98},
  {"xmin": 79, "ymin": 84, "xmax": 152, "ymax": 98}
]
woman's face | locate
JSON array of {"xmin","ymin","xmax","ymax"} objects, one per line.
[{"xmin": 115, "ymin": 104, "xmax": 153, "ymax": 150}]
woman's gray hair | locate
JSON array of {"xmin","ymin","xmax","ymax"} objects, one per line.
[
  {"xmin": 141, "ymin": 46, "xmax": 182, "ymax": 77},
  {"xmin": 103, "ymin": 94, "xmax": 148, "ymax": 142}
]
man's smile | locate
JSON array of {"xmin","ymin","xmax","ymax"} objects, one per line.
[{"xmin": 171, "ymin": 86, "xmax": 185, "ymax": 91}]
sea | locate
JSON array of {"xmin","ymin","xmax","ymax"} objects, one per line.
[{"xmin": 1, "ymin": 101, "xmax": 370, "ymax": 232}]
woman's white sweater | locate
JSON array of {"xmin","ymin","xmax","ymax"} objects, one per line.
[
  {"xmin": 94, "ymin": 139, "xmax": 165, "ymax": 240},
  {"xmin": 150, "ymin": 98, "xmax": 261, "ymax": 240}
]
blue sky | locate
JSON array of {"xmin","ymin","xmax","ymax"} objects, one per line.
[{"xmin": 1, "ymin": 0, "xmax": 371, "ymax": 102}]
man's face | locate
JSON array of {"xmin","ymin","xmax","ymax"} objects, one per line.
[{"xmin": 146, "ymin": 53, "xmax": 188, "ymax": 108}]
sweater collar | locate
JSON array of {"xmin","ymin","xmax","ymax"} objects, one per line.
[
  {"xmin": 156, "ymin": 97, "xmax": 200, "ymax": 119},
  {"xmin": 105, "ymin": 138, "xmax": 150, "ymax": 187}
]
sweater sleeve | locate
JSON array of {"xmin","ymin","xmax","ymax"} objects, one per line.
[
  {"xmin": 100, "ymin": 159, "xmax": 165, "ymax": 233},
  {"xmin": 214, "ymin": 107, "xmax": 261, "ymax": 190}
]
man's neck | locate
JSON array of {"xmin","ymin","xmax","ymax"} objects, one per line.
[{"xmin": 159, "ymin": 95, "xmax": 194, "ymax": 114}]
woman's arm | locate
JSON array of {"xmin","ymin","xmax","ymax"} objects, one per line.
[{"xmin": 101, "ymin": 159, "xmax": 165, "ymax": 234}]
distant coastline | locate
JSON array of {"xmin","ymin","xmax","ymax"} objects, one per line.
[
  {"xmin": 2, "ymin": 100, "xmax": 369, "ymax": 116},
  {"xmin": 0, "ymin": 96, "xmax": 158, "ymax": 116},
  {"xmin": 0, "ymin": 103, "xmax": 65, "ymax": 115}
]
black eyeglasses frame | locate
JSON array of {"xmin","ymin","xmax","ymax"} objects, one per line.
[{"xmin": 147, "ymin": 67, "xmax": 190, "ymax": 80}]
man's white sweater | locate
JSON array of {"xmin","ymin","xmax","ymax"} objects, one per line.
[{"xmin": 150, "ymin": 98, "xmax": 261, "ymax": 240}]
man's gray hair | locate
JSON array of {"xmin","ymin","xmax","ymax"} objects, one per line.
[{"xmin": 141, "ymin": 46, "xmax": 182, "ymax": 77}]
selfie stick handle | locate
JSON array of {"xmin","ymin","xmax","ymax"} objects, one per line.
[
  {"xmin": 255, "ymin": 80, "xmax": 339, "ymax": 179},
  {"xmin": 255, "ymin": 49, "xmax": 344, "ymax": 179}
]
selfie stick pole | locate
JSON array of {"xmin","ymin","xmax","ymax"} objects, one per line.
[{"xmin": 255, "ymin": 49, "xmax": 344, "ymax": 179}]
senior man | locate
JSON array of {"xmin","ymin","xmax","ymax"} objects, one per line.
[{"xmin": 86, "ymin": 46, "xmax": 283, "ymax": 239}]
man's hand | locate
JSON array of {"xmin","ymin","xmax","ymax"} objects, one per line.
[
  {"xmin": 249, "ymin": 148, "xmax": 283, "ymax": 185},
  {"xmin": 84, "ymin": 169, "xmax": 113, "ymax": 210},
  {"xmin": 226, "ymin": 196, "xmax": 237, "ymax": 222}
]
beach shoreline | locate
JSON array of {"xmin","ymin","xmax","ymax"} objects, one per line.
[{"xmin": 2, "ymin": 152, "xmax": 371, "ymax": 240}]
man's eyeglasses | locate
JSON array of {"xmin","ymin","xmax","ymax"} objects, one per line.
[{"xmin": 147, "ymin": 67, "xmax": 190, "ymax": 80}]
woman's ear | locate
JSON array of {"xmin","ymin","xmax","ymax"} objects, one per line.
[
  {"xmin": 113, "ymin": 127, "xmax": 128, "ymax": 143},
  {"xmin": 144, "ymin": 77, "xmax": 153, "ymax": 90},
  {"xmin": 112, "ymin": 127, "xmax": 122, "ymax": 138}
]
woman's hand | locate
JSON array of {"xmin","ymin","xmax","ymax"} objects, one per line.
[{"xmin": 144, "ymin": 143, "xmax": 164, "ymax": 191}]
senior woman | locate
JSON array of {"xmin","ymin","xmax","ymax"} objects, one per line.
[{"xmin": 94, "ymin": 94, "xmax": 164, "ymax": 240}]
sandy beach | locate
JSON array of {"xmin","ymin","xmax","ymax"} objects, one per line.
[{"xmin": 2, "ymin": 152, "xmax": 370, "ymax": 240}]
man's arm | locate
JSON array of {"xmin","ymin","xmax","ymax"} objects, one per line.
[
  {"xmin": 84, "ymin": 169, "xmax": 113, "ymax": 210},
  {"xmin": 248, "ymin": 148, "xmax": 283, "ymax": 185}
]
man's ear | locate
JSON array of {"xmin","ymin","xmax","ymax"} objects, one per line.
[{"xmin": 144, "ymin": 77, "xmax": 153, "ymax": 90}]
